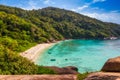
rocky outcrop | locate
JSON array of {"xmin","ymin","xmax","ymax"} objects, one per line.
[
  {"xmin": 45, "ymin": 66, "xmax": 79, "ymax": 74},
  {"xmin": 85, "ymin": 72, "xmax": 120, "ymax": 80},
  {"xmin": 102, "ymin": 56, "xmax": 120, "ymax": 72},
  {"xmin": 0, "ymin": 75, "xmax": 77, "ymax": 80}
]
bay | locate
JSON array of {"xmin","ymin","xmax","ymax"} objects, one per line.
[{"xmin": 35, "ymin": 39, "xmax": 120, "ymax": 73}]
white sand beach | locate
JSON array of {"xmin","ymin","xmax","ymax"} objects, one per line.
[{"xmin": 20, "ymin": 42, "xmax": 57, "ymax": 62}]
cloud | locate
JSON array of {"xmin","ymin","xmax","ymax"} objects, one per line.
[
  {"xmin": 71, "ymin": 4, "xmax": 89, "ymax": 12},
  {"xmin": 44, "ymin": 0, "xmax": 50, "ymax": 4},
  {"xmin": 93, "ymin": 0, "xmax": 106, "ymax": 3},
  {"xmin": 110, "ymin": 10, "xmax": 119, "ymax": 13},
  {"xmin": 78, "ymin": 5, "xmax": 89, "ymax": 11},
  {"xmin": 71, "ymin": 0, "xmax": 106, "ymax": 12},
  {"xmin": 28, "ymin": 0, "xmax": 37, "ymax": 9},
  {"xmin": 70, "ymin": 0, "xmax": 120, "ymax": 24},
  {"xmin": 82, "ymin": 12, "xmax": 120, "ymax": 24},
  {"xmin": 71, "ymin": 9, "xmax": 77, "ymax": 12},
  {"xmin": 21, "ymin": 0, "xmax": 41, "ymax": 10},
  {"xmin": 43, "ymin": 0, "xmax": 55, "ymax": 5}
]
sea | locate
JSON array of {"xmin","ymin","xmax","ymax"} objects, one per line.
[{"xmin": 35, "ymin": 39, "xmax": 120, "ymax": 73}]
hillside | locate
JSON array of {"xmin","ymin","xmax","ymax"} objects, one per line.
[
  {"xmin": 0, "ymin": 5, "xmax": 120, "ymax": 74},
  {"xmin": 0, "ymin": 5, "xmax": 120, "ymax": 40}
]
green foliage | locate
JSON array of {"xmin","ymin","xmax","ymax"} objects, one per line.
[
  {"xmin": 0, "ymin": 47, "xmax": 37, "ymax": 74},
  {"xmin": 37, "ymin": 66, "xmax": 56, "ymax": 74},
  {"xmin": 77, "ymin": 73, "xmax": 89, "ymax": 80},
  {"xmin": 0, "ymin": 5, "xmax": 120, "ymax": 40},
  {"xmin": 16, "ymin": 40, "xmax": 36, "ymax": 52},
  {"xmin": 0, "ymin": 36, "xmax": 36, "ymax": 52},
  {"xmin": 0, "ymin": 45, "xmax": 56, "ymax": 74},
  {"xmin": 37, "ymin": 7, "xmax": 120, "ymax": 39}
]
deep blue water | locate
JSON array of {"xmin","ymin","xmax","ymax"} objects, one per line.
[{"xmin": 35, "ymin": 39, "xmax": 120, "ymax": 73}]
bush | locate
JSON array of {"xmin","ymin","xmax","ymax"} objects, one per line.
[
  {"xmin": 37, "ymin": 66, "xmax": 56, "ymax": 74},
  {"xmin": 0, "ymin": 48, "xmax": 38, "ymax": 74},
  {"xmin": 77, "ymin": 73, "xmax": 89, "ymax": 80}
]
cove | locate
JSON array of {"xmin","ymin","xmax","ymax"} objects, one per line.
[{"xmin": 35, "ymin": 39, "xmax": 120, "ymax": 73}]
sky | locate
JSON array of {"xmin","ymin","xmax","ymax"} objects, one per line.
[{"xmin": 0, "ymin": 0, "xmax": 120, "ymax": 24}]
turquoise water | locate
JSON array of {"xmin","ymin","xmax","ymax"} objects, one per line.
[{"xmin": 35, "ymin": 39, "xmax": 120, "ymax": 73}]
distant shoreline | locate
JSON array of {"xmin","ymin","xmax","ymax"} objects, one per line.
[{"xmin": 20, "ymin": 42, "xmax": 58, "ymax": 62}]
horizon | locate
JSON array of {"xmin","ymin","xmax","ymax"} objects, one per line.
[{"xmin": 0, "ymin": 0, "xmax": 120, "ymax": 24}]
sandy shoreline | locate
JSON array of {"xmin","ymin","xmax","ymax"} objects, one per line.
[{"xmin": 20, "ymin": 42, "xmax": 57, "ymax": 62}]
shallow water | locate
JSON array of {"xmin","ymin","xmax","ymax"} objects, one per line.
[{"xmin": 35, "ymin": 39, "xmax": 120, "ymax": 73}]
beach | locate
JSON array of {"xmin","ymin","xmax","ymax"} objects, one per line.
[{"xmin": 20, "ymin": 42, "xmax": 56, "ymax": 62}]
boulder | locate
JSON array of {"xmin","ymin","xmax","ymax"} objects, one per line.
[
  {"xmin": 45, "ymin": 66, "xmax": 79, "ymax": 74},
  {"xmin": 64, "ymin": 66, "xmax": 78, "ymax": 71},
  {"xmin": 85, "ymin": 72, "xmax": 120, "ymax": 80},
  {"xmin": 102, "ymin": 56, "xmax": 120, "ymax": 72}
]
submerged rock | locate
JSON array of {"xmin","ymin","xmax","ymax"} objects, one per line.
[
  {"xmin": 48, "ymin": 52, "xmax": 51, "ymax": 54},
  {"xmin": 45, "ymin": 66, "xmax": 79, "ymax": 74},
  {"xmin": 102, "ymin": 56, "xmax": 120, "ymax": 72},
  {"xmin": 65, "ymin": 59, "xmax": 68, "ymax": 61},
  {"xmin": 50, "ymin": 59, "xmax": 56, "ymax": 61}
]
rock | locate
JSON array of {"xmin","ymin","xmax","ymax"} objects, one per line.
[
  {"xmin": 65, "ymin": 58, "xmax": 68, "ymax": 61},
  {"xmin": 64, "ymin": 66, "xmax": 78, "ymax": 71},
  {"xmin": 102, "ymin": 56, "xmax": 120, "ymax": 72},
  {"xmin": 85, "ymin": 72, "xmax": 120, "ymax": 80},
  {"xmin": 50, "ymin": 59, "xmax": 56, "ymax": 61},
  {"xmin": 48, "ymin": 51, "xmax": 51, "ymax": 54},
  {"xmin": 45, "ymin": 66, "xmax": 79, "ymax": 74},
  {"xmin": 85, "ymin": 56, "xmax": 120, "ymax": 80},
  {"xmin": 0, "ymin": 75, "xmax": 77, "ymax": 80}
]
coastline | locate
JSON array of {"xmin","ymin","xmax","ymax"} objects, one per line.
[{"xmin": 20, "ymin": 42, "xmax": 58, "ymax": 62}]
